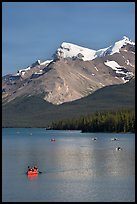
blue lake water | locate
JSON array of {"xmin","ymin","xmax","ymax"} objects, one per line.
[{"xmin": 2, "ymin": 128, "xmax": 135, "ymax": 202}]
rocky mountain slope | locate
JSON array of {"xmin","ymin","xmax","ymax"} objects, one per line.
[
  {"xmin": 2, "ymin": 78, "xmax": 135, "ymax": 127},
  {"xmin": 2, "ymin": 36, "xmax": 135, "ymax": 105}
]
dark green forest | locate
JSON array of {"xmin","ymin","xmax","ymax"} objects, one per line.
[{"xmin": 51, "ymin": 109, "xmax": 135, "ymax": 133}]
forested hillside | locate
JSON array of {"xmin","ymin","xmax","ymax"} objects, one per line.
[{"xmin": 51, "ymin": 109, "xmax": 135, "ymax": 133}]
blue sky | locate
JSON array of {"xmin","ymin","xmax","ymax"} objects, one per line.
[{"xmin": 2, "ymin": 2, "xmax": 135, "ymax": 76}]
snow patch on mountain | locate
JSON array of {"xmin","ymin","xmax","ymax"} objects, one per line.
[
  {"xmin": 14, "ymin": 59, "xmax": 53, "ymax": 77},
  {"xmin": 125, "ymin": 60, "xmax": 134, "ymax": 67},
  {"xmin": 104, "ymin": 60, "xmax": 134, "ymax": 83},
  {"xmin": 40, "ymin": 60, "xmax": 53, "ymax": 66},
  {"xmin": 15, "ymin": 66, "xmax": 31, "ymax": 76},
  {"xmin": 104, "ymin": 60, "xmax": 121, "ymax": 70}
]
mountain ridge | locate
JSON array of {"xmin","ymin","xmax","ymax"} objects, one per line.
[
  {"xmin": 54, "ymin": 36, "xmax": 135, "ymax": 61},
  {"xmin": 2, "ymin": 78, "xmax": 135, "ymax": 127}
]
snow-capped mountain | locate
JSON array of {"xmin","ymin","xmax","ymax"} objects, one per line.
[
  {"xmin": 54, "ymin": 36, "xmax": 135, "ymax": 60},
  {"xmin": 96, "ymin": 36, "xmax": 135, "ymax": 57},
  {"xmin": 54, "ymin": 42, "xmax": 97, "ymax": 61},
  {"xmin": 2, "ymin": 36, "xmax": 135, "ymax": 105}
]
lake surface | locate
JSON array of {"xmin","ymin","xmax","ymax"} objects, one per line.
[{"xmin": 2, "ymin": 128, "xmax": 135, "ymax": 202}]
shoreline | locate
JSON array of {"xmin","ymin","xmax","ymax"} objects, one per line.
[{"xmin": 2, "ymin": 127, "xmax": 134, "ymax": 134}]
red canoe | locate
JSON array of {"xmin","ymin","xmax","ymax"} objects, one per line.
[{"xmin": 27, "ymin": 170, "xmax": 38, "ymax": 176}]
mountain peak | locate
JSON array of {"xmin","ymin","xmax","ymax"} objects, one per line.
[
  {"xmin": 108, "ymin": 36, "xmax": 135, "ymax": 55},
  {"xmin": 122, "ymin": 36, "xmax": 135, "ymax": 45},
  {"xmin": 55, "ymin": 41, "xmax": 96, "ymax": 61},
  {"xmin": 123, "ymin": 35, "xmax": 129, "ymax": 41}
]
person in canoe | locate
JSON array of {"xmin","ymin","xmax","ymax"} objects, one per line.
[
  {"xmin": 28, "ymin": 166, "xmax": 31, "ymax": 171},
  {"xmin": 27, "ymin": 165, "xmax": 42, "ymax": 175},
  {"xmin": 28, "ymin": 166, "xmax": 38, "ymax": 172},
  {"xmin": 34, "ymin": 166, "xmax": 38, "ymax": 171}
]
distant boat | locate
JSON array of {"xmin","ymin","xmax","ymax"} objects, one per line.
[
  {"xmin": 116, "ymin": 147, "xmax": 122, "ymax": 151},
  {"xmin": 46, "ymin": 127, "xmax": 51, "ymax": 130},
  {"xmin": 111, "ymin": 138, "xmax": 118, "ymax": 141},
  {"xmin": 27, "ymin": 166, "xmax": 39, "ymax": 176},
  {"xmin": 51, "ymin": 138, "xmax": 56, "ymax": 142},
  {"xmin": 92, "ymin": 137, "xmax": 97, "ymax": 140}
]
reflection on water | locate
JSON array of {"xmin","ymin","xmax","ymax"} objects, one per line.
[
  {"xmin": 2, "ymin": 129, "xmax": 135, "ymax": 202},
  {"xmin": 27, "ymin": 175, "xmax": 38, "ymax": 181}
]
